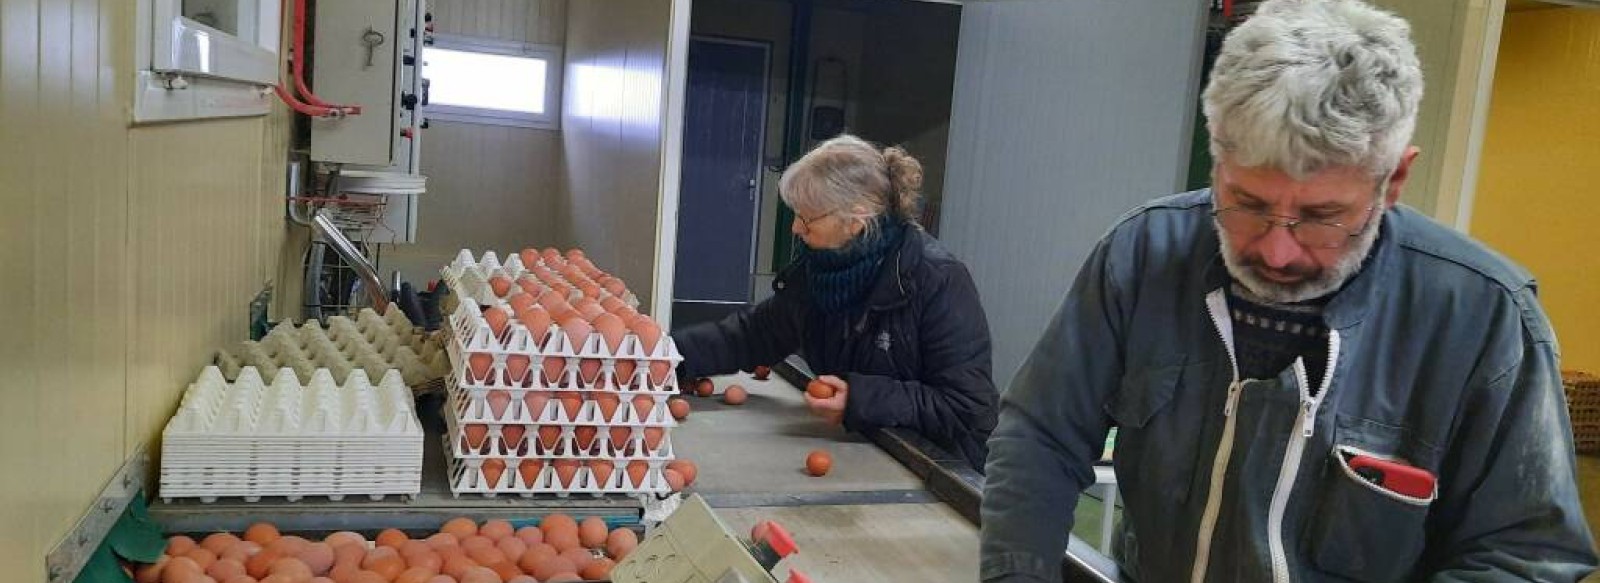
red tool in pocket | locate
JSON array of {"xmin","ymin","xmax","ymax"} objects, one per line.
[{"xmin": 1348, "ymin": 454, "xmax": 1436, "ymax": 499}]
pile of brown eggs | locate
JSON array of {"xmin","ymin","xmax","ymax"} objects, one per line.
[{"xmin": 135, "ymin": 515, "xmax": 637, "ymax": 583}]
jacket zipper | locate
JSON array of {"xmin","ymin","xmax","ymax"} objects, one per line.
[
  {"xmin": 1266, "ymin": 329, "xmax": 1341, "ymax": 583},
  {"xmin": 1190, "ymin": 289, "xmax": 1243, "ymax": 583}
]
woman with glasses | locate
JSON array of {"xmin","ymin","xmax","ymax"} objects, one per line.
[{"xmin": 671, "ymin": 134, "xmax": 998, "ymax": 470}]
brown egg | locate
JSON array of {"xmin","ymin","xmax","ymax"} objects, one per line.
[
  {"xmin": 630, "ymin": 318, "xmax": 662, "ymax": 354},
  {"xmin": 558, "ymin": 394, "xmax": 583, "ymax": 422},
  {"xmin": 501, "ymin": 424, "xmax": 527, "ymax": 455},
  {"xmin": 668, "ymin": 398, "xmax": 690, "ymax": 420},
  {"xmin": 323, "ymin": 532, "xmax": 365, "ymax": 549},
  {"xmin": 206, "ymin": 558, "xmax": 247, "ymax": 581},
  {"xmin": 221, "ymin": 576, "xmax": 258, "ymax": 583},
  {"xmin": 361, "ymin": 547, "xmax": 405, "ymax": 581},
  {"xmin": 605, "ymin": 528, "xmax": 638, "ymax": 560},
  {"xmin": 244, "ymin": 548, "xmax": 282, "ymax": 579},
  {"xmin": 632, "ymin": 395, "xmax": 656, "ymax": 422},
  {"xmin": 398, "ymin": 540, "xmax": 429, "ymax": 558},
  {"xmin": 592, "ymin": 313, "xmax": 625, "ymax": 353},
  {"xmin": 268, "ymin": 536, "xmax": 311, "ymax": 557},
  {"xmin": 587, "ymin": 460, "xmax": 615, "ymax": 489},
  {"xmin": 162, "ymin": 556, "xmax": 205, "ymax": 583},
  {"xmin": 515, "ymin": 526, "xmax": 543, "ymax": 547},
  {"xmin": 298, "ymin": 542, "xmax": 335, "ymax": 575},
  {"xmin": 514, "ymin": 546, "xmax": 544, "ymax": 576},
  {"xmin": 609, "ymin": 426, "xmax": 633, "ymax": 452},
  {"xmin": 560, "ymin": 547, "xmax": 595, "ymax": 572},
  {"xmin": 806, "ymin": 450, "xmax": 833, "ymax": 476},
  {"xmin": 603, "ymin": 279, "xmax": 628, "ymax": 298},
  {"xmin": 166, "ymin": 536, "xmax": 199, "ymax": 557},
  {"xmin": 545, "ymin": 572, "xmax": 582, "ymax": 583},
  {"xmin": 578, "ymin": 518, "xmax": 608, "ymax": 549},
  {"xmin": 753, "ymin": 365, "xmax": 772, "ymax": 380},
  {"xmin": 508, "ymin": 576, "xmax": 538, "ymax": 583},
  {"xmin": 542, "ymin": 248, "xmax": 565, "ymax": 265},
  {"xmin": 259, "ymin": 574, "xmax": 301, "ymax": 583},
  {"xmin": 490, "ymin": 561, "xmax": 523, "ymax": 582},
  {"xmin": 579, "ymin": 283, "xmax": 602, "ymax": 301},
  {"xmin": 540, "ymin": 514, "xmax": 576, "ymax": 537},
  {"xmin": 466, "ymin": 544, "xmax": 506, "ymax": 566},
  {"xmin": 536, "ymin": 426, "xmax": 561, "ymax": 451},
  {"xmin": 461, "ymin": 535, "xmax": 495, "ymax": 552},
  {"xmin": 327, "ymin": 563, "xmax": 360, "ymax": 583},
  {"xmin": 666, "ymin": 459, "xmax": 698, "ymax": 486},
  {"xmin": 394, "ymin": 567, "xmax": 437, "ymax": 583},
  {"xmin": 516, "ymin": 277, "xmax": 543, "ymax": 298},
  {"xmin": 553, "ymin": 460, "xmax": 580, "ymax": 489},
  {"xmin": 663, "ymin": 468, "xmax": 686, "ymax": 492},
  {"xmin": 577, "ymin": 301, "xmax": 606, "ymax": 321},
  {"xmin": 643, "ymin": 427, "xmax": 665, "ymax": 452},
  {"xmin": 134, "ymin": 556, "xmax": 168, "ymax": 583},
  {"xmin": 424, "ymin": 532, "xmax": 459, "ymax": 550},
  {"xmin": 349, "ymin": 572, "xmax": 389, "ymax": 583},
  {"xmin": 459, "ymin": 566, "xmax": 501, "ymax": 583},
  {"xmin": 184, "ymin": 547, "xmax": 218, "ymax": 570},
  {"xmin": 485, "ymin": 306, "xmax": 513, "ymax": 339},
  {"xmin": 268, "ymin": 557, "xmax": 313, "ymax": 580},
  {"xmin": 518, "ymin": 249, "xmax": 540, "ymax": 269},
  {"xmin": 200, "ymin": 533, "xmax": 241, "ymax": 556},
  {"xmin": 481, "ymin": 458, "xmax": 507, "ymax": 489},
  {"xmin": 425, "ymin": 576, "xmax": 456, "ymax": 583},
  {"xmin": 540, "ymin": 353, "xmax": 568, "ymax": 387},
  {"xmin": 494, "ymin": 536, "xmax": 527, "ymax": 562},
  {"xmin": 574, "ymin": 426, "xmax": 598, "ymax": 452},
  {"xmin": 331, "ymin": 543, "xmax": 365, "ymax": 571},
  {"xmin": 442, "ymin": 555, "xmax": 478, "ymax": 580},
  {"xmin": 518, "ymin": 459, "xmax": 546, "ymax": 487},
  {"xmin": 463, "ymin": 424, "xmax": 489, "ymax": 453},
  {"xmin": 404, "ymin": 549, "xmax": 441, "ymax": 573},
  {"xmin": 723, "ymin": 385, "xmax": 748, "ymax": 405},
  {"xmin": 533, "ymin": 557, "xmax": 577, "ymax": 582},
  {"xmin": 548, "ymin": 528, "xmax": 582, "ymax": 554},
  {"xmin": 515, "ymin": 306, "xmax": 552, "ymax": 344},
  {"xmin": 441, "ymin": 517, "xmax": 479, "ymax": 539},
  {"xmin": 221, "ymin": 541, "xmax": 262, "ymax": 564},
  {"xmin": 522, "ymin": 392, "xmax": 550, "ymax": 422},
  {"xmin": 625, "ymin": 461, "xmax": 650, "ymax": 489},
  {"xmin": 581, "ymin": 557, "xmax": 615, "ymax": 580},
  {"xmin": 595, "ymin": 393, "xmax": 621, "ymax": 423},
  {"xmin": 694, "ymin": 379, "xmax": 715, "ymax": 398},
  {"xmin": 806, "ymin": 380, "xmax": 836, "ymax": 399},
  {"xmin": 489, "ymin": 275, "xmax": 513, "ymax": 298},
  {"xmin": 468, "ymin": 353, "xmax": 494, "ymax": 382}
]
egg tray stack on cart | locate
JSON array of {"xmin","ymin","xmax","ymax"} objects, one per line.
[
  {"xmin": 214, "ymin": 306, "xmax": 451, "ymax": 396},
  {"xmin": 158, "ymin": 366, "xmax": 425, "ymax": 502},
  {"xmin": 439, "ymin": 248, "xmax": 685, "ymax": 498},
  {"xmin": 1564, "ymin": 370, "xmax": 1600, "ymax": 454}
]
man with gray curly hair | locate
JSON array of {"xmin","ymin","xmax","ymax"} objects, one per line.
[{"xmin": 980, "ymin": 1, "xmax": 1597, "ymax": 582}]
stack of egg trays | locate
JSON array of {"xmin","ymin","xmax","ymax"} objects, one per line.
[
  {"xmin": 440, "ymin": 249, "xmax": 641, "ymax": 309},
  {"xmin": 441, "ymin": 300, "xmax": 685, "ymax": 498},
  {"xmin": 159, "ymin": 366, "xmax": 424, "ymax": 503},
  {"xmin": 215, "ymin": 307, "xmax": 449, "ymax": 389}
]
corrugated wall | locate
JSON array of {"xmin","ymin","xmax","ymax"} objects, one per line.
[
  {"xmin": 938, "ymin": 0, "xmax": 1209, "ymax": 390},
  {"xmin": 561, "ymin": 0, "xmax": 675, "ymax": 310},
  {"xmin": 0, "ymin": 0, "xmax": 291, "ymax": 579},
  {"xmin": 383, "ymin": 0, "xmax": 567, "ymax": 284}
]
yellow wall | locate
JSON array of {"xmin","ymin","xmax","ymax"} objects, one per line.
[
  {"xmin": 1472, "ymin": 7, "xmax": 1600, "ymax": 373},
  {"xmin": 0, "ymin": 0, "xmax": 292, "ymax": 579}
]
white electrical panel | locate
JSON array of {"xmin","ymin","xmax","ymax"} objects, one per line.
[{"xmin": 310, "ymin": 0, "xmax": 402, "ymax": 165}]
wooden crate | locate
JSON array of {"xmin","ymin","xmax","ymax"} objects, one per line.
[{"xmin": 1564, "ymin": 370, "xmax": 1600, "ymax": 454}]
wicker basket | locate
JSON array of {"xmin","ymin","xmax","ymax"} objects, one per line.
[{"xmin": 1563, "ymin": 370, "xmax": 1600, "ymax": 454}]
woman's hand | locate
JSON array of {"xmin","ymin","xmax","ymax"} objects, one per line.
[{"xmin": 804, "ymin": 375, "xmax": 849, "ymax": 425}]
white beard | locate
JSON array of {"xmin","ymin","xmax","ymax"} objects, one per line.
[{"xmin": 1216, "ymin": 209, "xmax": 1383, "ymax": 304}]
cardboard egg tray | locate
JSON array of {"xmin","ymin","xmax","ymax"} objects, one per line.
[
  {"xmin": 216, "ymin": 307, "xmax": 449, "ymax": 389},
  {"xmin": 441, "ymin": 249, "xmax": 641, "ymax": 308},
  {"xmin": 159, "ymin": 366, "xmax": 424, "ymax": 503}
]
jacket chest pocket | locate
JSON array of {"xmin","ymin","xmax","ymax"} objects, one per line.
[
  {"xmin": 1305, "ymin": 416, "xmax": 1439, "ymax": 582},
  {"xmin": 1106, "ymin": 361, "xmax": 1203, "ymax": 508}
]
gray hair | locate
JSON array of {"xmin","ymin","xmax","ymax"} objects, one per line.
[
  {"xmin": 779, "ymin": 134, "xmax": 923, "ymax": 231},
  {"xmin": 1203, "ymin": 0, "xmax": 1423, "ymax": 180}
]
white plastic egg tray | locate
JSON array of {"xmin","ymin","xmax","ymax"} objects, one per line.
[
  {"xmin": 441, "ymin": 249, "xmax": 641, "ymax": 308},
  {"xmin": 158, "ymin": 366, "xmax": 424, "ymax": 503},
  {"xmin": 445, "ymin": 440, "xmax": 674, "ymax": 497},
  {"xmin": 446, "ymin": 300, "xmax": 684, "ymax": 392},
  {"xmin": 442, "ymin": 385, "xmax": 679, "ymax": 460},
  {"xmin": 215, "ymin": 307, "xmax": 449, "ymax": 389}
]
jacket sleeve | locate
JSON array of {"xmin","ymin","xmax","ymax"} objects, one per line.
[
  {"xmin": 980, "ymin": 239, "xmax": 1126, "ymax": 583},
  {"xmin": 841, "ymin": 261, "xmax": 998, "ymax": 469},
  {"xmin": 672, "ymin": 288, "xmax": 808, "ymax": 381},
  {"xmin": 1424, "ymin": 293, "xmax": 1598, "ymax": 581}
]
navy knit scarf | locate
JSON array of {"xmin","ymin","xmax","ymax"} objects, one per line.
[{"xmin": 803, "ymin": 217, "xmax": 907, "ymax": 315}]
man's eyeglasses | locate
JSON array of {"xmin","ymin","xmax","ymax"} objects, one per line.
[{"xmin": 1212, "ymin": 203, "xmax": 1379, "ymax": 249}]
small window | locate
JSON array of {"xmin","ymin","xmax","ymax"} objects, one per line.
[
  {"xmin": 423, "ymin": 36, "xmax": 562, "ymax": 129},
  {"xmin": 135, "ymin": 0, "xmax": 280, "ymax": 122}
]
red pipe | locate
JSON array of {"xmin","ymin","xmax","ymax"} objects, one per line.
[
  {"xmin": 282, "ymin": 0, "xmax": 361, "ymax": 115},
  {"xmin": 275, "ymin": 84, "xmax": 343, "ymax": 117}
]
